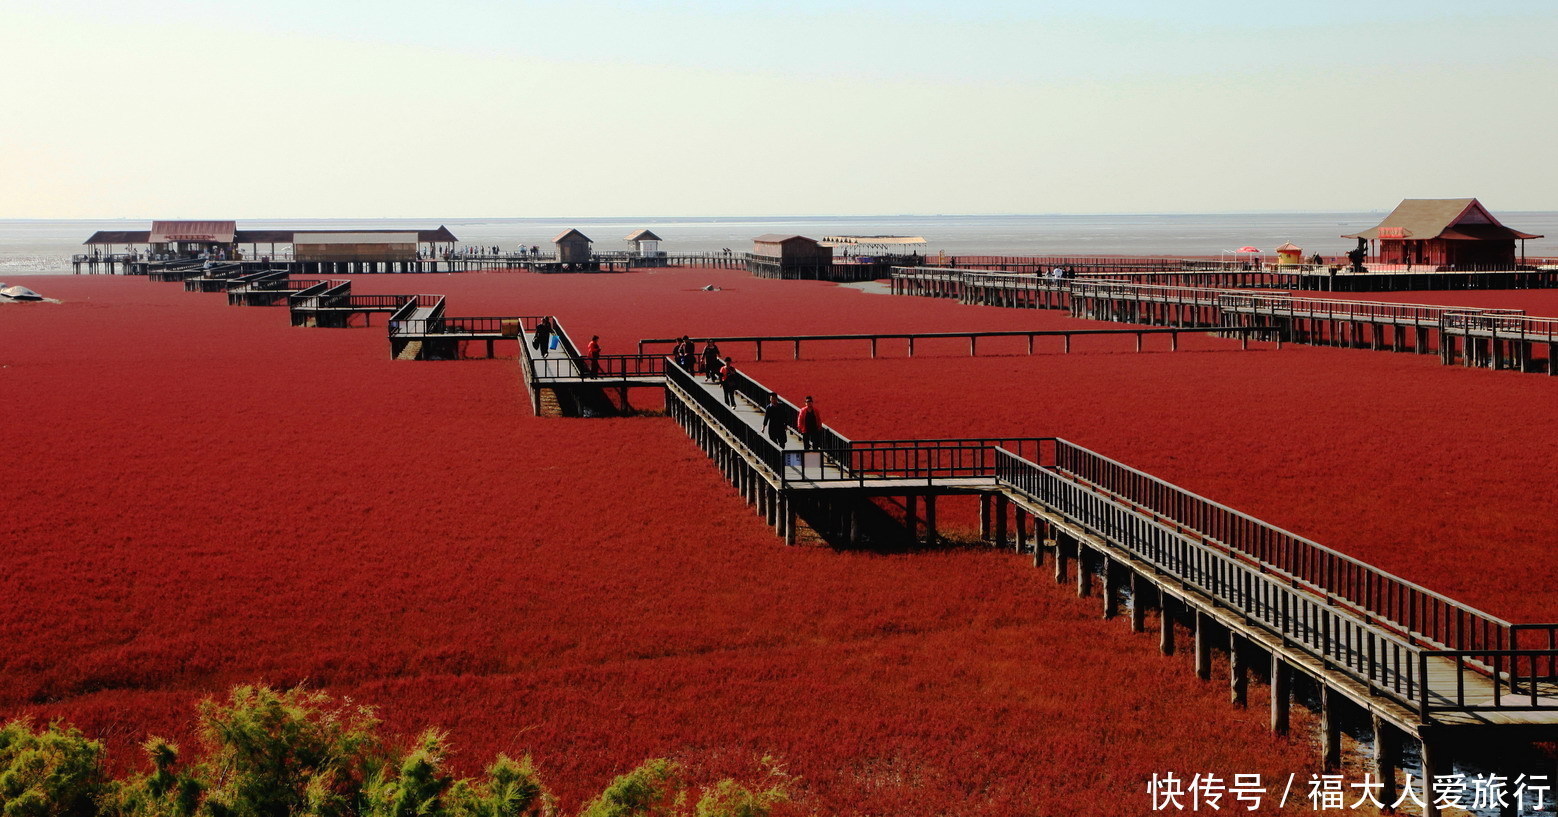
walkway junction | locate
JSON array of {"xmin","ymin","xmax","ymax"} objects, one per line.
[{"xmin": 127, "ymin": 261, "xmax": 1557, "ymax": 816}]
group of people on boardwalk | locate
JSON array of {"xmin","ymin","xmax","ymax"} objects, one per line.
[
  {"xmin": 666, "ymin": 334, "xmax": 822, "ymax": 451},
  {"xmin": 760, "ymin": 394, "xmax": 822, "ymax": 450}
]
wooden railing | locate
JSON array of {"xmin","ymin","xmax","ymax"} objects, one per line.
[
  {"xmin": 1051, "ymin": 441, "xmax": 1517, "ymax": 654},
  {"xmin": 996, "ymin": 448, "xmax": 1431, "ymax": 708},
  {"xmin": 1218, "ymin": 294, "xmax": 1524, "ymax": 326}
]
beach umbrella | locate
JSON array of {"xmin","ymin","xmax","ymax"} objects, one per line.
[{"xmin": 1238, "ymin": 246, "xmax": 1261, "ymax": 253}]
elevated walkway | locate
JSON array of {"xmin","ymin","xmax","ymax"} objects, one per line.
[{"xmin": 658, "ymin": 352, "xmax": 1558, "ymax": 816}]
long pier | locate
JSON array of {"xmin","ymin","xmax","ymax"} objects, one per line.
[
  {"xmin": 128, "ymin": 265, "xmax": 1558, "ymax": 809},
  {"xmin": 896, "ymin": 268, "xmax": 1558, "ymax": 375}
]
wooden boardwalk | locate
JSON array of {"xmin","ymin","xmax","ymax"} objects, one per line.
[
  {"xmin": 896, "ymin": 267, "xmax": 1558, "ymax": 376},
  {"xmin": 647, "ymin": 350, "xmax": 1558, "ymax": 817}
]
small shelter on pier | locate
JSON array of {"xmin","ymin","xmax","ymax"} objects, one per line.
[
  {"xmin": 748, "ymin": 234, "xmax": 832, "ymax": 279},
  {"xmin": 1275, "ymin": 242, "xmax": 1304, "ymax": 267},
  {"xmin": 294, "ymin": 232, "xmax": 418, "ymax": 262},
  {"xmin": 1343, "ymin": 199, "xmax": 1542, "ymax": 270},
  {"xmin": 625, "ymin": 229, "xmax": 662, "ymax": 256},
  {"xmin": 82, "ymin": 223, "xmax": 459, "ymax": 262},
  {"xmin": 82, "ymin": 230, "xmax": 152, "ymax": 255},
  {"xmin": 554, "ymin": 229, "xmax": 593, "ymax": 263},
  {"xmin": 150, "ymin": 221, "xmax": 237, "ymax": 258}
]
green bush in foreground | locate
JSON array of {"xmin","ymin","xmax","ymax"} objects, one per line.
[{"xmin": 0, "ymin": 686, "xmax": 787, "ymax": 817}]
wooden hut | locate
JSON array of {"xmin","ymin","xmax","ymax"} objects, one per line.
[
  {"xmin": 554, "ymin": 229, "xmax": 594, "ymax": 264},
  {"xmin": 1343, "ymin": 199, "xmax": 1542, "ymax": 270},
  {"xmin": 1275, "ymin": 242, "xmax": 1303, "ymax": 267},
  {"xmin": 747, "ymin": 234, "xmax": 832, "ymax": 279},
  {"xmin": 626, "ymin": 229, "xmax": 662, "ymax": 256}
]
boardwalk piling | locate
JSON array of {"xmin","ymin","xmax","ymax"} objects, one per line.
[
  {"xmin": 1371, "ymin": 714, "xmax": 1397, "ymax": 807},
  {"xmin": 1270, "ymin": 654, "xmax": 1290, "ymax": 735},
  {"xmin": 1194, "ymin": 612, "xmax": 1212, "ymax": 680},
  {"xmin": 1159, "ymin": 593, "xmax": 1176, "ymax": 656},
  {"xmin": 1229, "ymin": 634, "xmax": 1248, "ymax": 706},
  {"xmin": 1322, "ymin": 687, "xmax": 1342, "ymax": 771},
  {"xmin": 1129, "ymin": 571, "xmax": 1146, "ymax": 633}
]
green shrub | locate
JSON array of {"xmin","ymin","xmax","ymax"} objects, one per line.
[
  {"xmin": 0, "ymin": 687, "xmax": 787, "ymax": 817},
  {"xmin": 0, "ymin": 719, "xmax": 106, "ymax": 817}
]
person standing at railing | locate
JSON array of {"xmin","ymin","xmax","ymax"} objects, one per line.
[
  {"xmin": 586, "ymin": 335, "xmax": 602, "ymax": 376},
  {"xmin": 719, "ymin": 357, "xmax": 738, "ymax": 407},
  {"xmin": 796, "ymin": 395, "xmax": 822, "ymax": 450},
  {"xmin": 762, "ymin": 393, "xmax": 788, "ymax": 447}
]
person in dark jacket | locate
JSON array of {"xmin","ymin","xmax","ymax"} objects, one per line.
[
  {"xmin": 701, "ymin": 339, "xmax": 723, "ymax": 383},
  {"xmin": 532, "ymin": 317, "xmax": 553, "ymax": 358},
  {"xmin": 762, "ymin": 393, "xmax": 788, "ymax": 448}
]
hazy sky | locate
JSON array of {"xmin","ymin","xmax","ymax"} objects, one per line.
[{"xmin": 2, "ymin": 0, "xmax": 1555, "ymax": 218}]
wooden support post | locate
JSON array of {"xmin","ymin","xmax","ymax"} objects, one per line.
[
  {"xmin": 1321, "ymin": 686, "xmax": 1342, "ymax": 772},
  {"xmin": 1420, "ymin": 737, "xmax": 1442, "ymax": 817},
  {"xmin": 905, "ymin": 495, "xmax": 918, "ymax": 543},
  {"xmin": 979, "ymin": 494, "xmax": 992, "ymax": 541},
  {"xmin": 1054, "ymin": 536, "xmax": 1069, "ymax": 584},
  {"xmin": 1075, "ymin": 542, "xmax": 1092, "ymax": 597},
  {"xmin": 1372, "ymin": 714, "xmax": 1397, "ymax": 809},
  {"xmin": 1159, "ymin": 592, "xmax": 1176, "ymax": 656},
  {"xmin": 924, "ymin": 495, "xmax": 937, "ymax": 546},
  {"xmin": 1194, "ymin": 612, "xmax": 1212, "ymax": 680},
  {"xmin": 1129, "ymin": 571, "xmax": 1146, "ymax": 633},
  {"xmin": 1101, "ymin": 557, "xmax": 1118, "ymax": 619},
  {"xmin": 1229, "ymin": 633, "xmax": 1247, "ymax": 706},
  {"xmin": 783, "ymin": 497, "xmax": 796, "ymax": 546},
  {"xmin": 1270, "ymin": 653, "xmax": 1290, "ymax": 735},
  {"xmin": 1014, "ymin": 510, "xmax": 1028, "ymax": 554},
  {"xmin": 994, "ymin": 495, "xmax": 1008, "ymax": 548},
  {"xmin": 907, "ymin": 337, "xmax": 915, "ymax": 357}
]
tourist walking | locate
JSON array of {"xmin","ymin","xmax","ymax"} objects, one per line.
[
  {"xmin": 719, "ymin": 357, "xmax": 738, "ymax": 407},
  {"xmin": 701, "ymin": 339, "xmax": 722, "ymax": 383},
  {"xmin": 796, "ymin": 395, "xmax": 822, "ymax": 449},
  {"xmin": 532, "ymin": 316, "xmax": 553, "ymax": 358},
  {"xmin": 762, "ymin": 393, "xmax": 788, "ymax": 448}
]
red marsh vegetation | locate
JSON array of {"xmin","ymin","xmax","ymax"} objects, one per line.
[{"xmin": 3, "ymin": 269, "xmax": 1547, "ymax": 814}]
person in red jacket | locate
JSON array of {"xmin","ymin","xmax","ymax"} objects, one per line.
[
  {"xmin": 796, "ymin": 395, "xmax": 822, "ymax": 449},
  {"xmin": 586, "ymin": 335, "xmax": 601, "ymax": 376},
  {"xmin": 718, "ymin": 356, "xmax": 738, "ymax": 407}
]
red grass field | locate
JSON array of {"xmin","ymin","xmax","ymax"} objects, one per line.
[{"xmin": 3, "ymin": 268, "xmax": 1554, "ymax": 814}]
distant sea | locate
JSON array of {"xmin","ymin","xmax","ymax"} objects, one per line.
[{"xmin": 4, "ymin": 213, "xmax": 1557, "ymax": 275}]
